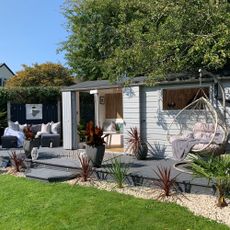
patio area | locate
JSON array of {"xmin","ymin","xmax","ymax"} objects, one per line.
[{"xmin": 0, "ymin": 145, "xmax": 214, "ymax": 195}]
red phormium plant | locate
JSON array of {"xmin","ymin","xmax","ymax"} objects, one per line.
[
  {"xmin": 78, "ymin": 154, "xmax": 92, "ymax": 182},
  {"xmin": 9, "ymin": 151, "xmax": 24, "ymax": 172},
  {"xmin": 126, "ymin": 127, "xmax": 141, "ymax": 154},
  {"xmin": 85, "ymin": 121, "xmax": 108, "ymax": 147},
  {"xmin": 153, "ymin": 166, "xmax": 178, "ymax": 199},
  {"xmin": 23, "ymin": 125, "xmax": 35, "ymax": 140}
]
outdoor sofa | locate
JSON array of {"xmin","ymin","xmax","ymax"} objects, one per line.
[{"xmin": 1, "ymin": 121, "xmax": 61, "ymax": 148}]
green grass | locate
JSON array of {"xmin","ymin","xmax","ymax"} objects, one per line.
[{"xmin": 0, "ymin": 175, "xmax": 229, "ymax": 230}]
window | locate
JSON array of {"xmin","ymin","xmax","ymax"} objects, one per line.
[
  {"xmin": 3, "ymin": 79, "xmax": 7, "ymax": 86},
  {"xmin": 105, "ymin": 93, "xmax": 123, "ymax": 118},
  {"xmin": 163, "ymin": 87, "xmax": 209, "ymax": 110},
  {"xmin": 0, "ymin": 79, "xmax": 2, "ymax": 86}
]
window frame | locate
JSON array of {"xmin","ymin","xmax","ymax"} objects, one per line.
[{"xmin": 161, "ymin": 86, "xmax": 210, "ymax": 111}]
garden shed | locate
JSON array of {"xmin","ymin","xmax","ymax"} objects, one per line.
[{"xmin": 61, "ymin": 70, "xmax": 230, "ymax": 158}]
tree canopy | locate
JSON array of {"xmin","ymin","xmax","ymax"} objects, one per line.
[
  {"xmin": 5, "ymin": 62, "xmax": 75, "ymax": 88},
  {"xmin": 61, "ymin": 0, "xmax": 230, "ymax": 82}
]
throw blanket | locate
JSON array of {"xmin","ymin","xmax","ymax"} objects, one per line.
[
  {"xmin": 172, "ymin": 138, "xmax": 209, "ymax": 161},
  {"xmin": 4, "ymin": 128, "xmax": 25, "ymax": 147}
]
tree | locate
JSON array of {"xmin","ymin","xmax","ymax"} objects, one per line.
[
  {"xmin": 5, "ymin": 62, "xmax": 75, "ymax": 88},
  {"xmin": 61, "ymin": 0, "xmax": 230, "ymax": 82}
]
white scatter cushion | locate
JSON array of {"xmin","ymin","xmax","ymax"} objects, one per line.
[
  {"xmin": 41, "ymin": 123, "xmax": 51, "ymax": 133},
  {"xmin": 19, "ymin": 123, "xmax": 27, "ymax": 132},
  {"xmin": 103, "ymin": 121, "xmax": 116, "ymax": 132},
  {"xmin": 8, "ymin": 121, "xmax": 19, "ymax": 131},
  {"xmin": 193, "ymin": 122, "xmax": 214, "ymax": 133},
  {"xmin": 51, "ymin": 121, "xmax": 61, "ymax": 134}
]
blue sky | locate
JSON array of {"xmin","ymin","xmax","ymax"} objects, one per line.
[{"xmin": 0, "ymin": 0, "xmax": 68, "ymax": 73}]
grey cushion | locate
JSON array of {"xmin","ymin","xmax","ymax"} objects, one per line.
[
  {"xmin": 31, "ymin": 124, "xmax": 42, "ymax": 134},
  {"xmin": 1, "ymin": 136, "xmax": 18, "ymax": 148},
  {"xmin": 40, "ymin": 133, "xmax": 60, "ymax": 147}
]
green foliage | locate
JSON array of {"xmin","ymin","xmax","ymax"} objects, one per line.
[
  {"xmin": 61, "ymin": 0, "xmax": 230, "ymax": 82},
  {"xmin": 106, "ymin": 158, "xmax": 129, "ymax": 188},
  {"xmin": 191, "ymin": 155, "xmax": 230, "ymax": 207},
  {"xmin": 0, "ymin": 111, "xmax": 7, "ymax": 129},
  {"xmin": 0, "ymin": 175, "xmax": 229, "ymax": 229},
  {"xmin": 0, "ymin": 88, "xmax": 8, "ymax": 129},
  {"xmin": 5, "ymin": 62, "xmax": 74, "ymax": 87},
  {"xmin": 0, "ymin": 86, "xmax": 61, "ymax": 104}
]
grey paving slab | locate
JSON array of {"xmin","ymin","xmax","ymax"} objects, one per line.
[{"xmin": 26, "ymin": 168, "xmax": 78, "ymax": 182}]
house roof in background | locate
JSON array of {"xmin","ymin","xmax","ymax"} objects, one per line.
[{"xmin": 0, "ymin": 63, "xmax": 15, "ymax": 75}]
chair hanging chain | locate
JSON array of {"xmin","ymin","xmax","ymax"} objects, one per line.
[{"xmin": 199, "ymin": 69, "xmax": 202, "ymax": 87}]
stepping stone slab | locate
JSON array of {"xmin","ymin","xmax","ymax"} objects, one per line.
[
  {"xmin": 26, "ymin": 168, "xmax": 78, "ymax": 182},
  {"xmin": 33, "ymin": 158, "xmax": 81, "ymax": 169}
]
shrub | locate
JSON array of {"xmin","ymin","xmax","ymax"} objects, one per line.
[
  {"xmin": 85, "ymin": 121, "xmax": 108, "ymax": 147},
  {"xmin": 153, "ymin": 166, "xmax": 179, "ymax": 199},
  {"xmin": 191, "ymin": 155, "xmax": 230, "ymax": 207},
  {"xmin": 126, "ymin": 127, "xmax": 148, "ymax": 160},
  {"xmin": 9, "ymin": 151, "xmax": 24, "ymax": 172},
  {"xmin": 106, "ymin": 158, "xmax": 129, "ymax": 188},
  {"xmin": 78, "ymin": 154, "xmax": 92, "ymax": 182}
]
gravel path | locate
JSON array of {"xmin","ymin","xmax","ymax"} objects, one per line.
[{"xmin": 67, "ymin": 179, "xmax": 230, "ymax": 227}]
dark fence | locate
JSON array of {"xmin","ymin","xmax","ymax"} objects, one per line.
[{"xmin": 10, "ymin": 103, "xmax": 59, "ymax": 124}]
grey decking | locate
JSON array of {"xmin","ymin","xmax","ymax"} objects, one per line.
[{"xmin": 0, "ymin": 146, "xmax": 215, "ymax": 194}]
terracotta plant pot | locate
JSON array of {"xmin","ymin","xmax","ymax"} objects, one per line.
[{"xmin": 85, "ymin": 145, "xmax": 105, "ymax": 168}]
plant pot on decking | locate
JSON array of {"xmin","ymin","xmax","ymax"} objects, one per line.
[
  {"xmin": 23, "ymin": 138, "xmax": 40, "ymax": 158},
  {"xmin": 85, "ymin": 145, "xmax": 105, "ymax": 168}
]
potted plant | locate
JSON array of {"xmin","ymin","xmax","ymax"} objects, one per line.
[
  {"xmin": 23, "ymin": 125, "xmax": 40, "ymax": 158},
  {"xmin": 85, "ymin": 121, "xmax": 108, "ymax": 167},
  {"xmin": 126, "ymin": 127, "xmax": 148, "ymax": 160}
]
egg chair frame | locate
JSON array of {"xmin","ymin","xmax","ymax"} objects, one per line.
[{"xmin": 167, "ymin": 69, "xmax": 228, "ymax": 157}]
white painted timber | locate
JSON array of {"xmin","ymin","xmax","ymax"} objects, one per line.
[
  {"xmin": 62, "ymin": 92, "xmax": 78, "ymax": 149},
  {"xmin": 140, "ymin": 84, "xmax": 216, "ymax": 158},
  {"xmin": 122, "ymin": 86, "xmax": 140, "ymax": 150}
]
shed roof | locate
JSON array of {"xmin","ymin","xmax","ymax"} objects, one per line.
[
  {"xmin": 62, "ymin": 69, "xmax": 230, "ymax": 92},
  {"xmin": 62, "ymin": 76, "xmax": 146, "ymax": 92}
]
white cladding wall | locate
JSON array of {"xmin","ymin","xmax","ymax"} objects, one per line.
[
  {"xmin": 222, "ymin": 82, "xmax": 230, "ymax": 128},
  {"xmin": 140, "ymin": 83, "xmax": 215, "ymax": 158},
  {"xmin": 122, "ymin": 86, "xmax": 140, "ymax": 150}
]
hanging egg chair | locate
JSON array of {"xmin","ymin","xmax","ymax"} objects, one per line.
[{"xmin": 167, "ymin": 70, "xmax": 228, "ymax": 159}]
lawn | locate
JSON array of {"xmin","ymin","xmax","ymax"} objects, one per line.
[{"xmin": 0, "ymin": 175, "xmax": 228, "ymax": 230}]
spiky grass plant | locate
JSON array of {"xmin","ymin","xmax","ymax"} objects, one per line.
[
  {"xmin": 191, "ymin": 155, "xmax": 230, "ymax": 207},
  {"xmin": 153, "ymin": 166, "xmax": 179, "ymax": 199},
  {"xmin": 107, "ymin": 158, "xmax": 129, "ymax": 188},
  {"xmin": 9, "ymin": 151, "xmax": 24, "ymax": 172},
  {"xmin": 126, "ymin": 127, "xmax": 148, "ymax": 160},
  {"xmin": 78, "ymin": 154, "xmax": 92, "ymax": 182}
]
